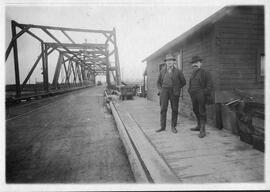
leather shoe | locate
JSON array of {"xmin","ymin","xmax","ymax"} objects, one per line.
[
  {"xmin": 156, "ymin": 128, "xmax": 165, "ymax": 133},
  {"xmin": 199, "ymin": 132, "xmax": 206, "ymax": 138},
  {"xmin": 171, "ymin": 127, "xmax": 177, "ymax": 134},
  {"xmin": 190, "ymin": 127, "xmax": 200, "ymax": 131}
]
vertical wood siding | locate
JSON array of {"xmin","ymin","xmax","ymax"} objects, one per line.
[
  {"xmin": 146, "ymin": 24, "xmax": 215, "ymax": 121},
  {"xmin": 145, "ymin": 6, "xmax": 264, "ymax": 126},
  {"xmin": 215, "ymin": 6, "xmax": 264, "ymax": 90},
  {"xmin": 180, "ymin": 24, "xmax": 215, "ymax": 120},
  {"xmin": 146, "ymin": 57, "xmax": 164, "ymax": 103}
]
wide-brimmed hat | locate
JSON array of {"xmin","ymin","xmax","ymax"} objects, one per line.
[
  {"xmin": 190, "ymin": 56, "xmax": 203, "ymax": 63},
  {"xmin": 164, "ymin": 53, "xmax": 176, "ymax": 61}
]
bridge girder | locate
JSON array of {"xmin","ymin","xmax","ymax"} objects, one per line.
[{"xmin": 5, "ymin": 20, "xmax": 121, "ymax": 98}]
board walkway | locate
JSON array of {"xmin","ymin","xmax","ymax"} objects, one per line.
[{"xmin": 113, "ymin": 97, "xmax": 264, "ymax": 183}]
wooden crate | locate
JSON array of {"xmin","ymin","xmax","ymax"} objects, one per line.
[
  {"xmin": 239, "ymin": 130, "xmax": 253, "ymax": 145},
  {"xmin": 252, "ymin": 116, "xmax": 264, "ymax": 152},
  {"xmin": 252, "ymin": 117, "xmax": 264, "ymax": 136},
  {"xmin": 238, "ymin": 117, "xmax": 253, "ymax": 145},
  {"xmin": 252, "ymin": 134, "xmax": 264, "ymax": 152},
  {"xmin": 221, "ymin": 104, "xmax": 239, "ymax": 135}
]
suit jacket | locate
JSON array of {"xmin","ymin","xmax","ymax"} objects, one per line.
[
  {"xmin": 188, "ymin": 68, "xmax": 213, "ymax": 95},
  {"xmin": 157, "ymin": 66, "xmax": 186, "ymax": 96}
]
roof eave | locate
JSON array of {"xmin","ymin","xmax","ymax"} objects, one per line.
[{"xmin": 142, "ymin": 6, "xmax": 235, "ymax": 63}]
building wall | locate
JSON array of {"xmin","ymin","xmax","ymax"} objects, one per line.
[
  {"xmin": 215, "ymin": 6, "xmax": 264, "ymax": 91},
  {"xmin": 146, "ymin": 6, "xmax": 264, "ymax": 126},
  {"xmin": 146, "ymin": 57, "xmax": 164, "ymax": 103},
  {"xmin": 146, "ymin": 24, "xmax": 216, "ymax": 123},
  {"xmin": 178, "ymin": 24, "xmax": 216, "ymax": 120}
]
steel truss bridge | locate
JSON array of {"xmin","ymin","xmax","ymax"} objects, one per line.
[{"xmin": 6, "ymin": 20, "xmax": 121, "ymax": 102}]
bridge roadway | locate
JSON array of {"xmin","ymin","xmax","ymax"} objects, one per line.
[{"xmin": 6, "ymin": 86, "xmax": 135, "ymax": 183}]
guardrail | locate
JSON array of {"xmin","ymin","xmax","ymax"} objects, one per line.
[{"xmin": 6, "ymin": 84, "xmax": 95, "ymax": 104}]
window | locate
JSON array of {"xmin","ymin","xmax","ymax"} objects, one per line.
[
  {"xmin": 159, "ymin": 63, "xmax": 165, "ymax": 71},
  {"xmin": 260, "ymin": 54, "xmax": 264, "ymax": 77},
  {"xmin": 177, "ymin": 49, "xmax": 183, "ymax": 70},
  {"xmin": 256, "ymin": 50, "xmax": 264, "ymax": 82}
]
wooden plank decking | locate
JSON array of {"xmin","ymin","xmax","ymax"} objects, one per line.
[{"xmin": 113, "ymin": 97, "xmax": 264, "ymax": 183}]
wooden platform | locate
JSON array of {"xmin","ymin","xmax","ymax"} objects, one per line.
[{"xmin": 113, "ymin": 97, "xmax": 264, "ymax": 183}]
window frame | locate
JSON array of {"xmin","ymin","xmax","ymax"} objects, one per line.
[
  {"xmin": 177, "ymin": 49, "xmax": 183, "ymax": 70},
  {"xmin": 256, "ymin": 49, "xmax": 264, "ymax": 82},
  {"xmin": 159, "ymin": 63, "xmax": 165, "ymax": 72}
]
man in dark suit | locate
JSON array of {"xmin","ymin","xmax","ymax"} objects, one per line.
[
  {"xmin": 156, "ymin": 53, "xmax": 186, "ymax": 133},
  {"xmin": 188, "ymin": 56, "xmax": 213, "ymax": 138}
]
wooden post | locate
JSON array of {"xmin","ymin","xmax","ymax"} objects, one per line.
[
  {"xmin": 11, "ymin": 20, "xmax": 21, "ymax": 98},
  {"xmin": 215, "ymin": 103, "xmax": 223, "ymax": 129}
]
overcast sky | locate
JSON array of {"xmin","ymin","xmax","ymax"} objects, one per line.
[{"xmin": 5, "ymin": 1, "xmax": 229, "ymax": 84}]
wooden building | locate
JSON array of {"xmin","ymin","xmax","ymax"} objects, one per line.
[{"xmin": 143, "ymin": 6, "xmax": 264, "ymax": 127}]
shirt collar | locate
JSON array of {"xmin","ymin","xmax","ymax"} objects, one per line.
[{"xmin": 166, "ymin": 66, "xmax": 175, "ymax": 71}]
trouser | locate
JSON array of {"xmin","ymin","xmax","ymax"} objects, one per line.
[
  {"xmin": 189, "ymin": 90, "xmax": 207, "ymax": 122},
  {"xmin": 160, "ymin": 87, "xmax": 180, "ymax": 129}
]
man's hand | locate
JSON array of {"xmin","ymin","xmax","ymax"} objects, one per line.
[{"xmin": 157, "ymin": 88, "xmax": 161, "ymax": 96}]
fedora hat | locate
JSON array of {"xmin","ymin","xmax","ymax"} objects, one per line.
[
  {"xmin": 190, "ymin": 56, "xmax": 203, "ymax": 63},
  {"xmin": 164, "ymin": 53, "xmax": 176, "ymax": 61}
]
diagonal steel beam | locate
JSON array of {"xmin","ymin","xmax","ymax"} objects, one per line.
[
  {"xmin": 71, "ymin": 51, "xmax": 106, "ymax": 64},
  {"xmin": 47, "ymin": 43, "xmax": 95, "ymax": 73},
  {"xmin": 64, "ymin": 51, "xmax": 106, "ymax": 73},
  {"xmin": 47, "ymin": 46, "xmax": 57, "ymax": 56},
  {"xmin": 104, "ymin": 32, "xmax": 114, "ymax": 44},
  {"xmin": 21, "ymin": 43, "xmax": 57, "ymax": 91},
  {"xmin": 41, "ymin": 28, "xmax": 85, "ymax": 64},
  {"xmin": 16, "ymin": 24, "xmax": 43, "ymax": 43},
  {"xmin": 6, "ymin": 26, "xmax": 30, "ymax": 61},
  {"xmin": 52, "ymin": 53, "xmax": 63, "ymax": 87},
  {"xmin": 61, "ymin": 30, "xmax": 75, "ymax": 44},
  {"xmin": 62, "ymin": 60, "xmax": 70, "ymax": 85},
  {"xmin": 42, "ymin": 28, "xmax": 97, "ymax": 74},
  {"xmin": 67, "ymin": 60, "xmax": 72, "ymax": 83},
  {"xmin": 70, "ymin": 60, "xmax": 77, "ymax": 83},
  {"xmin": 76, "ymin": 63, "xmax": 82, "ymax": 83},
  {"xmin": 21, "ymin": 53, "xmax": 42, "ymax": 90}
]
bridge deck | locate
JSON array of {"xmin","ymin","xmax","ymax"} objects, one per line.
[
  {"xmin": 6, "ymin": 86, "xmax": 135, "ymax": 183},
  {"xmin": 113, "ymin": 97, "xmax": 264, "ymax": 183}
]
